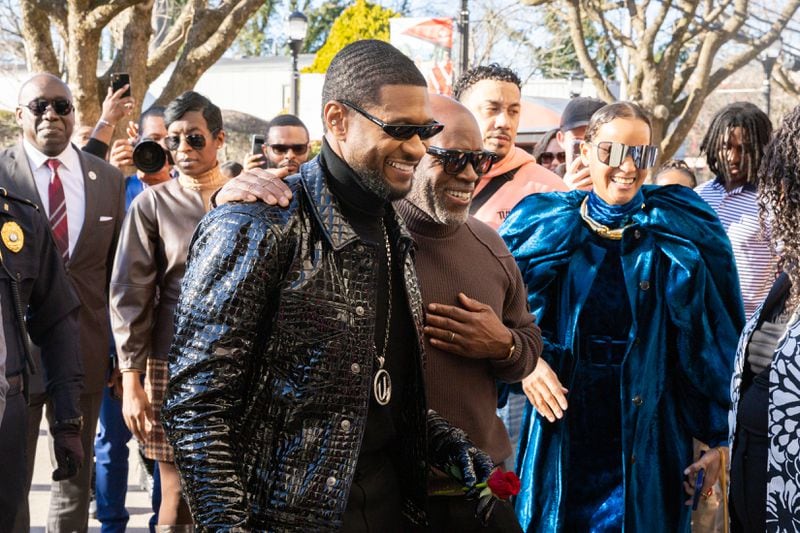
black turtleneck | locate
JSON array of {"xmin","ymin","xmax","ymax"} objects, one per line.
[{"xmin": 319, "ymin": 140, "xmax": 414, "ymax": 457}]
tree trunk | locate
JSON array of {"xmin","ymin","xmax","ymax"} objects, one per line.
[
  {"xmin": 101, "ymin": 2, "xmax": 155, "ymax": 137},
  {"xmin": 155, "ymin": 0, "xmax": 264, "ymax": 106},
  {"xmin": 20, "ymin": 0, "xmax": 60, "ymax": 74}
]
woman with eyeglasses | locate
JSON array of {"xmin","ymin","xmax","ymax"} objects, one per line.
[
  {"xmin": 728, "ymin": 105, "xmax": 800, "ymax": 531},
  {"xmin": 109, "ymin": 91, "xmax": 230, "ymax": 531},
  {"xmin": 498, "ymin": 102, "xmax": 744, "ymax": 532}
]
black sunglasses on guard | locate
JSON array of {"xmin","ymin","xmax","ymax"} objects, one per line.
[
  {"xmin": 339, "ymin": 100, "xmax": 444, "ymax": 141},
  {"xmin": 19, "ymin": 98, "xmax": 73, "ymax": 116},
  {"xmin": 427, "ymin": 146, "xmax": 498, "ymax": 176},
  {"xmin": 268, "ymin": 143, "xmax": 309, "ymax": 155},
  {"xmin": 589, "ymin": 141, "xmax": 659, "ymax": 169},
  {"xmin": 165, "ymin": 130, "xmax": 219, "ymax": 151}
]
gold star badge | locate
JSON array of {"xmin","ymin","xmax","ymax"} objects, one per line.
[{"xmin": 1, "ymin": 221, "xmax": 24, "ymax": 253}]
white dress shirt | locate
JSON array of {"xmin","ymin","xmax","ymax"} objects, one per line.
[{"xmin": 22, "ymin": 139, "xmax": 86, "ymax": 258}]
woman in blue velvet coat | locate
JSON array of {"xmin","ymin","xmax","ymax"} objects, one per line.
[{"xmin": 499, "ymin": 102, "xmax": 745, "ymax": 532}]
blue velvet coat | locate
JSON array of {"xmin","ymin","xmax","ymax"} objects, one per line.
[{"xmin": 499, "ymin": 185, "xmax": 745, "ymax": 532}]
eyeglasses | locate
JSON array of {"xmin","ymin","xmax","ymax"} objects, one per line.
[
  {"xmin": 165, "ymin": 130, "xmax": 218, "ymax": 151},
  {"xmin": 268, "ymin": 143, "xmax": 308, "ymax": 156},
  {"xmin": 19, "ymin": 98, "xmax": 73, "ymax": 116},
  {"xmin": 339, "ymin": 100, "xmax": 444, "ymax": 141},
  {"xmin": 589, "ymin": 141, "xmax": 659, "ymax": 169},
  {"xmin": 426, "ymin": 146, "xmax": 498, "ymax": 176},
  {"xmin": 538, "ymin": 151, "xmax": 566, "ymax": 165}
]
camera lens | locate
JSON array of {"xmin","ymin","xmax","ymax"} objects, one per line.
[{"xmin": 133, "ymin": 139, "xmax": 167, "ymax": 174}]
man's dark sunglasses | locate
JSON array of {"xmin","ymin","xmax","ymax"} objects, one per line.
[
  {"xmin": 589, "ymin": 141, "xmax": 659, "ymax": 169},
  {"xmin": 426, "ymin": 146, "xmax": 498, "ymax": 176},
  {"xmin": 538, "ymin": 151, "xmax": 566, "ymax": 165},
  {"xmin": 339, "ymin": 100, "xmax": 444, "ymax": 141},
  {"xmin": 19, "ymin": 98, "xmax": 73, "ymax": 116},
  {"xmin": 165, "ymin": 130, "xmax": 219, "ymax": 151},
  {"xmin": 268, "ymin": 143, "xmax": 308, "ymax": 155}
]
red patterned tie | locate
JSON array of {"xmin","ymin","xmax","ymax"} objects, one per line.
[{"xmin": 47, "ymin": 159, "xmax": 69, "ymax": 262}]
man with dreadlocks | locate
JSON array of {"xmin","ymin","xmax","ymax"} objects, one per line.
[
  {"xmin": 695, "ymin": 102, "xmax": 779, "ymax": 319},
  {"xmin": 728, "ymin": 103, "xmax": 800, "ymax": 531}
]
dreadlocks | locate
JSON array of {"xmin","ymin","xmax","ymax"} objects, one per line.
[
  {"xmin": 758, "ymin": 105, "xmax": 800, "ymax": 307},
  {"xmin": 700, "ymin": 102, "xmax": 772, "ymax": 188}
]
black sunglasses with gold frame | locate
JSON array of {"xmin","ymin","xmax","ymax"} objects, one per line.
[{"xmin": 339, "ymin": 100, "xmax": 444, "ymax": 141}]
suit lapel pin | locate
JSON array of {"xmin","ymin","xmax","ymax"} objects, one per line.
[{"xmin": 88, "ymin": 171, "xmax": 97, "ymax": 181}]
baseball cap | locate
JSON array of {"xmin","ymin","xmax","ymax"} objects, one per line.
[{"xmin": 560, "ymin": 97, "xmax": 607, "ymax": 132}]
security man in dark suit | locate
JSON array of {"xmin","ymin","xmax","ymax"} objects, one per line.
[{"xmin": 0, "ymin": 185, "xmax": 84, "ymax": 530}]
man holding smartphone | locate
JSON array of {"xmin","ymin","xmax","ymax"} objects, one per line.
[
  {"xmin": 244, "ymin": 114, "xmax": 310, "ymax": 178},
  {"xmin": 556, "ymin": 97, "xmax": 606, "ymax": 191}
]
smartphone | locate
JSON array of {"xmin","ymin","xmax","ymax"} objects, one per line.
[
  {"xmin": 566, "ymin": 138, "xmax": 584, "ymax": 169},
  {"xmin": 571, "ymin": 139, "xmax": 583, "ymax": 161},
  {"xmin": 110, "ymin": 73, "xmax": 131, "ymax": 97},
  {"xmin": 250, "ymin": 134, "xmax": 268, "ymax": 169},
  {"xmin": 691, "ymin": 467, "xmax": 705, "ymax": 511}
]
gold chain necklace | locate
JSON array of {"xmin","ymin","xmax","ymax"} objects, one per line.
[{"xmin": 579, "ymin": 196, "xmax": 637, "ymax": 241}]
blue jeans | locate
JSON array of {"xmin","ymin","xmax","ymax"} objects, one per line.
[{"xmin": 94, "ymin": 384, "xmax": 132, "ymax": 533}]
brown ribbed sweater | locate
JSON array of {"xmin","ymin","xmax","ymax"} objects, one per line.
[{"xmin": 395, "ymin": 200, "xmax": 541, "ymax": 464}]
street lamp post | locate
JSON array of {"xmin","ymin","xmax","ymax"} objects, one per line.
[
  {"xmin": 458, "ymin": 0, "xmax": 469, "ymax": 76},
  {"xmin": 288, "ymin": 11, "xmax": 308, "ymax": 116},
  {"xmin": 568, "ymin": 72, "xmax": 584, "ymax": 98},
  {"xmin": 760, "ymin": 39, "xmax": 782, "ymax": 117}
]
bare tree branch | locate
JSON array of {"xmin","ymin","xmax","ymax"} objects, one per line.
[
  {"xmin": 565, "ymin": 0, "xmax": 615, "ymax": 102},
  {"xmin": 86, "ymin": 0, "xmax": 141, "ymax": 31},
  {"xmin": 146, "ymin": 0, "xmax": 194, "ymax": 84},
  {"xmin": 155, "ymin": 0, "xmax": 264, "ymax": 105}
]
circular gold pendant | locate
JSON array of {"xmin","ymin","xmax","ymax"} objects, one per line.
[{"xmin": 373, "ymin": 368, "xmax": 392, "ymax": 406}]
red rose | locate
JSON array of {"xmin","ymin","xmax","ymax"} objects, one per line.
[{"xmin": 485, "ymin": 469, "xmax": 521, "ymax": 500}]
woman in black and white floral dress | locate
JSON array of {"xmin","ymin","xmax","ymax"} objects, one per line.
[{"xmin": 728, "ymin": 105, "xmax": 800, "ymax": 532}]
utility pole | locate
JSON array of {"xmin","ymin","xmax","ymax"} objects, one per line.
[{"xmin": 459, "ymin": 0, "xmax": 469, "ymax": 76}]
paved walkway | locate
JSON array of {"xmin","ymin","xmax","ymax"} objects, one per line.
[{"xmin": 29, "ymin": 421, "xmax": 152, "ymax": 531}]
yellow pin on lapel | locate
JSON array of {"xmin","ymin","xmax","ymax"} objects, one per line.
[{"xmin": 1, "ymin": 221, "xmax": 24, "ymax": 253}]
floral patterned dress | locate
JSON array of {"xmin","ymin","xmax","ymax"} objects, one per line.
[{"xmin": 729, "ymin": 275, "xmax": 800, "ymax": 531}]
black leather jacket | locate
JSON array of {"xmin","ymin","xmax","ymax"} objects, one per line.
[{"xmin": 163, "ymin": 159, "xmax": 438, "ymax": 531}]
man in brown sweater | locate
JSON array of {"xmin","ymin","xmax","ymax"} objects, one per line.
[
  {"xmin": 213, "ymin": 95, "xmax": 540, "ymax": 530},
  {"xmin": 397, "ymin": 94, "xmax": 540, "ymax": 531}
]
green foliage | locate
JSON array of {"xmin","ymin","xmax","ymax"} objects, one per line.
[
  {"xmin": 303, "ymin": 0, "xmax": 349, "ymax": 53},
  {"xmin": 304, "ymin": 0, "xmax": 399, "ymax": 73},
  {"xmin": 533, "ymin": 4, "xmax": 615, "ymax": 79},
  {"xmin": 232, "ymin": 1, "xmax": 279, "ymax": 57}
]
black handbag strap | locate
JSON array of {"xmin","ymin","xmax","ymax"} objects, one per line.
[{"xmin": 469, "ymin": 167, "xmax": 519, "ymax": 215}]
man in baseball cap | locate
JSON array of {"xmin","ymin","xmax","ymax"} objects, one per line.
[{"xmin": 556, "ymin": 96, "xmax": 606, "ymax": 189}]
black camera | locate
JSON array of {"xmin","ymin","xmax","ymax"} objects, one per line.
[{"xmin": 133, "ymin": 139, "xmax": 173, "ymax": 174}]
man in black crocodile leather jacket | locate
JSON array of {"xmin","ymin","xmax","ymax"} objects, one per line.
[{"xmin": 162, "ymin": 40, "xmax": 495, "ymax": 532}]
